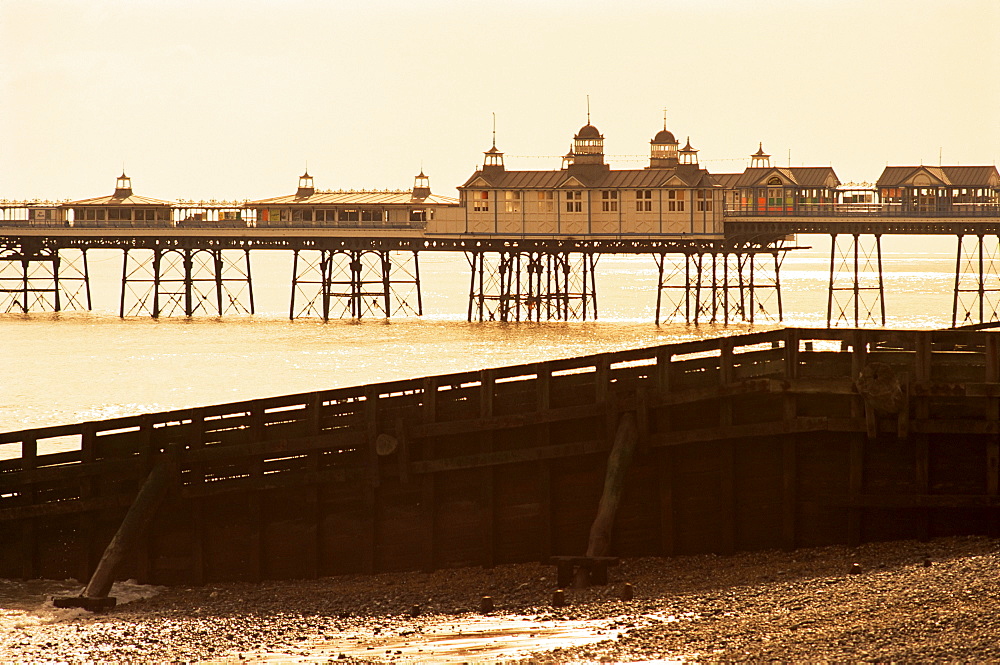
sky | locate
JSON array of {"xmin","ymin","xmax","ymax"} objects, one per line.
[{"xmin": 1, "ymin": 0, "xmax": 998, "ymax": 202}]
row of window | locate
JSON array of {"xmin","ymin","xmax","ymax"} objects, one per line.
[
  {"xmin": 880, "ymin": 187, "xmax": 999, "ymax": 202},
  {"xmin": 73, "ymin": 207, "xmax": 170, "ymax": 221},
  {"xmin": 259, "ymin": 208, "xmax": 429, "ymax": 223},
  {"xmin": 471, "ymin": 190, "xmax": 718, "ymax": 213}
]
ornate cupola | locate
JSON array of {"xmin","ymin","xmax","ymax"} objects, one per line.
[
  {"xmin": 751, "ymin": 143, "xmax": 771, "ymax": 168},
  {"xmin": 649, "ymin": 124, "xmax": 680, "ymax": 168},
  {"xmin": 482, "ymin": 143, "xmax": 506, "ymax": 176},
  {"xmin": 412, "ymin": 170, "xmax": 431, "ymax": 199},
  {"xmin": 573, "ymin": 122, "xmax": 605, "ymax": 166},
  {"xmin": 679, "ymin": 137, "xmax": 699, "ymax": 166},
  {"xmin": 483, "ymin": 113, "xmax": 506, "ymax": 175},
  {"xmin": 114, "ymin": 171, "xmax": 133, "ymax": 198},
  {"xmin": 296, "ymin": 170, "xmax": 315, "ymax": 197},
  {"xmin": 561, "ymin": 145, "xmax": 576, "ymax": 170}
]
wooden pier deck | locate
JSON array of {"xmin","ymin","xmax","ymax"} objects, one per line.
[{"xmin": 2, "ymin": 327, "xmax": 999, "ymax": 586}]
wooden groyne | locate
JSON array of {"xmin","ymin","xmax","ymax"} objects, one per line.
[{"xmin": 2, "ymin": 328, "xmax": 1000, "ymax": 587}]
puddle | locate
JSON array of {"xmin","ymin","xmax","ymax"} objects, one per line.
[{"xmin": 236, "ymin": 614, "xmax": 633, "ymax": 663}]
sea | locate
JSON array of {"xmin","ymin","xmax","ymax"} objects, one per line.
[{"xmin": 1, "ymin": 234, "xmax": 959, "ymax": 447}]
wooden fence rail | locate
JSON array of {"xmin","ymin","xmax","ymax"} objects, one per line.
[{"xmin": 2, "ymin": 327, "xmax": 999, "ymax": 584}]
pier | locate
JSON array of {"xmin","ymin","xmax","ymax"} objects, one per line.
[
  {"xmin": 3, "ymin": 327, "xmax": 1000, "ymax": 587},
  {"xmin": 1, "ymin": 125, "xmax": 996, "ymax": 327}
]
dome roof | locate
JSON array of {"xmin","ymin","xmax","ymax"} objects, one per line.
[
  {"xmin": 575, "ymin": 123, "xmax": 602, "ymax": 139},
  {"xmin": 652, "ymin": 129, "xmax": 677, "ymax": 144}
]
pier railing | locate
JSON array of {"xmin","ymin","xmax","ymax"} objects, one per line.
[{"xmin": 2, "ymin": 327, "xmax": 999, "ymax": 584}]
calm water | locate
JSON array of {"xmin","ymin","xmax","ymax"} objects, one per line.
[{"xmin": 1, "ymin": 234, "xmax": 958, "ymax": 454}]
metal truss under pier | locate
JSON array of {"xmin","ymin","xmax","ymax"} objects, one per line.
[
  {"xmin": 953, "ymin": 234, "xmax": 1000, "ymax": 328},
  {"xmin": 655, "ymin": 249, "xmax": 784, "ymax": 326},
  {"xmin": 465, "ymin": 250, "xmax": 597, "ymax": 322},
  {"xmin": 120, "ymin": 248, "xmax": 254, "ymax": 318},
  {"xmin": 290, "ymin": 249, "xmax": 422, "ymax": 320},
  {"xmin": 827, "ymin": 233, "xmax": 886, "ymax": 328},
  {"xmin": 0, "ymin": 240, "xmax": 91, "ymax": 314}
]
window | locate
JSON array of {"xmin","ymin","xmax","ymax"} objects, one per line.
[
  {"xmin": 315, "ymin": 209, "xmax": 336, "ymax": 222},
  {"xmin": 266, "ymin": 208, "xmax": 289, "ymax": 223},
  {"xmin": 697, "ymin": 190, "xmax": 712, "ymax": 212},
  {"xmin": 667, "ymin": 190, "xmax": 685, "ymax": 212},
  {"xmin": 220, "ymin": 210, "xmax": 241, "ymax": 221},
  {"xmin": 361, "ymin": 209, "xmax": 382, "ymax": 222},
  {"xmin": 108, "ymin": 208, "xmax": 130, "ymax": 221},
  {"xmin": 536, "ymin": 191, "xmax": 554, "ymax": 213},
  {"xmin": 601, "ymin": 190, "xmax": 618, "ymax": 212},
  {"xmin": 636, "ymin": 190, "xmax": 652, "ymax": 212},
  {"xmin": 565, "ymin": 190, "xmax": 583, "ymax": 212},
  {"xmin": 410, "ymin": 209, "xmax": 427, "ymax": 222},
  {"xmin": 473, "ymin": 191, "xmax": 489, "ymax": 212},
  {"xmin": 504, "ymin": 191, "xmax": 521, "ymax": 213},
  {"xmin": 292, "ymin": 209, "xmax": 311, "ymax": 222},
  {"xmin": 340, "ymin": 209, "xmax": 360, "ymax": 222}
]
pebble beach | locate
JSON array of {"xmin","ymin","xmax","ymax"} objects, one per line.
[{"xmin": 2, "ymin": 535, "xmax": 999, "ymax": 663}]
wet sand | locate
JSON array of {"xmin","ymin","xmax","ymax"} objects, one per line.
[{"xmin": 2, "ymin": 535, "xmax": 999, "ymax": 663}]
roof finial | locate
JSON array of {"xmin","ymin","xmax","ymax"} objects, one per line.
[
  {"xmin": 492, "ymin": 112, "xmax": 497, "ymax": 149},
  {"xmin": 587, "ymin": 95, "xmax": 591, "ymax": 124},
  {"xmin": 663, "ymin": 108, "xmax": 668, "ymax": 130}
]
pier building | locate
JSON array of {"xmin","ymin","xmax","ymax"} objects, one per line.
[
  {"xmin": 248, "ymin": 171, "xmax": 460, "ymax": 233},
  {"xmin": 457, "ymin": 121, "xmax": 723, "ymax": 238},
  {"xmin": 65, "ymin": 173, "xmax": 173, "ymax": 227},
  {"xmin": 718, "ymin": 145, "xmax": 841, "ymax": 216},
  {"xmin": 875, "ymin": 165, "xmax": 1000, "ymax": 215}
]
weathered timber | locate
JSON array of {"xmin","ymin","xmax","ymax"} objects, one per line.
[
  {"xmin": 563, "ymin": 412, "xmax": 638, "ymax": 588},
  {"xmin": 54, "ymin": 459, "xmax": 176, "ymax": 611},
  {"xmin": 5, "ymin": 327, "xmax": 1000, "ymax": 585}
]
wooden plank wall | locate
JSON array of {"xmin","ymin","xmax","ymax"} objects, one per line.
[{"xmin": 2, "ymin": 327, "xmax": 999, "ymax": 585}]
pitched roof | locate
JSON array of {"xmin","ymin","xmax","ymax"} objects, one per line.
[
  {"xmin": 61, "ymin": 193, "xmax": 173, "ymax": 207},
  {"xmin": 875, "ymin": 166, "xmax": 1000, "ymax": 188},
  {"xmin": 713, "ymin": 173, "xmax": 744, "ymax": 189},
  {"xmin": 248, "ymin": 191, "xmax": 459, "ymax": 206},
  {"xmin": 460, "ymin": 167, "xmax": 721, "ymax": 190},
  {"xmin": 731, "ymin": 167, "xmax": 840, "ymax": 188}
]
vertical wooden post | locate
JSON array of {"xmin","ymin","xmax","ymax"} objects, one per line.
[
  {"xmin": 655, "ymin": 347, "xmax": 674, "ymax": 555},
  {"xmin": 134, "ymin": 411, "xmax": 159, "ymax": 579},
  {"xmin": 21, "ymin": 437, "xmax": 37, "ymax": 579},
  {"xmin": 480, "ymin": 369, "xmax": 496, "ymax": 567},
  {"xmin": 914, "ymin": 332, "xmax": 932, "ymax": 541},
  {"xmin": 420, "ymin": 378, "xmax": 437, "ymax": 571},
  {"xmin": 986, "ymin": 336, "xmax": 1000, "ymax": 536},
  {"xmin": 782, "ymin": 330, "xmax": 799, "ymax": 550},
  {"xmin": 848, "ymin": 330, "xmax": 866, "ymax": 545},
  {"xmin": 781, "ymin": 438, "xmax": 797, "ymax": 550},
  {"xmin": 189, "ymin": 411, "xmax": 206, "ymax": 585},
  {"xmin": 537, "ymin": 365, "xmax": 553, "ymax": 561},
  {"xmin": 718, "ymin": 440, "xmax": 736, "ymax": 555},
  {"xmin": 248, "ymin": 401, "xmax": 264, "ymax": 582},
  {"xmin": 309, "ymin": 393, "xmax": 323, "ymax": 577},
  {"xmin": 79, "ymin": 425, "xmax": 98, "ymax": 584},
  {"xmin": 363, "ymin": 387, "xmax": 379, "ymax": 573},
  {"xmin": 719, "ymin": 338, "xmax": 734, "ymax": 428}
]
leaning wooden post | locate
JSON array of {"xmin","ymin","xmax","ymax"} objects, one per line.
[
  {"xmin": 55, "ymin": 457, "xmax": 177, "ymax": 612},
  {"xmin": 570, "ymin": 410, "xmax": 638, "ymax": 587},
  {"xmin": 587, "ymin": 411, "xmax": 638, "ymax": 557}
]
